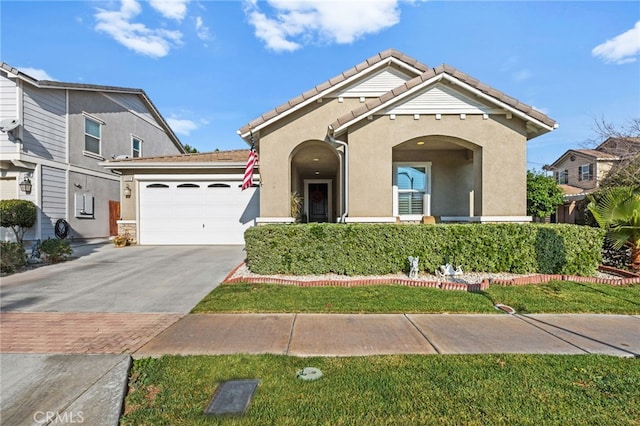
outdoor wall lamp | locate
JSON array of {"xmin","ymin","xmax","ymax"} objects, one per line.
[
  {"xmin": 19, "ymin": 176, "xmax": 32, "ymax": 194},
  {"xmin": 123, "ymin": 184, "xmax": 132, "ymax": 198}
]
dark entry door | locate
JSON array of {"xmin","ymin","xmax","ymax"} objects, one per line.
[{"xmin": 308, "ymin": 183, "xmax": 328, "ymax": 222}]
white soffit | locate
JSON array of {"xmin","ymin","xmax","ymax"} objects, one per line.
[
  {"xmin": 332, "ymin": 67, "xmax": 415, "ymax": 98},
  {"xmin": 386, "ymin": 82, "xmax": 501, "ymax": 115}
]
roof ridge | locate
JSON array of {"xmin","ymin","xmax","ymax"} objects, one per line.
[{"xmin": 238, "ymin": 49, "xmax": 429, "ymax": 136}]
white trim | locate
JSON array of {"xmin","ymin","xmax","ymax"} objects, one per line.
[
  {"xmin": 239, "ymin": 56, "xmax": 425, "ymax": 138},
  {"xmin": 256, "ymin": 217, "xmax": 295, "ymax": 224},
  {"xmin": 133, "ymin": 173, "xmax": 248, "ymax": 181},
  {"xmin": 102, "ymin": 161, "xmax": 247, "ymax": 170},
  {"xmin": 82, "ymin": 150, "xmax": 104, "ymax": 161},
  {"xmin": 333, "ymin": 72, "xmax": 555, "ymax": 136},
  {"xmin": 116, "ymin": 220, "xmax": 137, "ymax": 224},
  {"xmin": 440, "ymin": 216, "xmax": 532, "ymax": 223},
  {"xmin": 344, "ymin": 217, "xmax": 396, "ymax": 223},
  {"xmin": 5, "ymin": 153, "xmax": 119, "ymax": 181}
]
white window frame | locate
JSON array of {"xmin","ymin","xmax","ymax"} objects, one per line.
[
  {"xmin": 392, "ymin": 162, "xmax": 432, "ymax": 220},
  {"xmin": 83, "ymin": 113, "xmax": 104, "ymax": 159},
  {"xmin": 579, "ymin": 164, "xmax": 593, "ymax": 181},
  {"xmin": 131, "ymin": 135, "xmax": 143, "ymax": 158},
  {"xmin": 556, "ymin": 169, "xmax": 568, "ymax": 185}
]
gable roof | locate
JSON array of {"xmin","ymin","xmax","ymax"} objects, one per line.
[
  {"xmin": 237, "ymin": 49, "xmax": 429, "ymax": 139},
  {"xmin": 550, "ymin": 148, "xmax": 619, "ymax": 168},
  {"xmin": 238, "ymin": 49, "xmax": 557, "ymax": 143},
  {"xmin": 329, "ymin": 63, "xmax": 557, "ymax": 139},
  {"xmin": 0, "ymin": 62, "xmax": 186, "ymax": 154}
]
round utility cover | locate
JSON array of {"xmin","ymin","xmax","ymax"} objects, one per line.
[
  {"xmin": 296, "ymin": 367, "xmax": 323, "ymax": 381},
  {"xmin": 494, "ymin": 304, "xmax": 516, "ymax": 314}
]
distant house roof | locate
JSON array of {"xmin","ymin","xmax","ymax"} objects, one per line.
[
  {"xmin": 238, "ymin": 49, "xmax": 557, "ymax": 142},
  {"xmin": 558, "ymin": 184, "xmax": 596, "ymax": 201},
  {"xmin": 550, "ymin": 148, "xmax": 620, "ymax": 168},
  {"xmin": 0, "ymin": 61, "xmax": 186, "ymax": 154},
  {"xmin": 102, "ymin": 150, "xmax": 250, "ymax": 170}
]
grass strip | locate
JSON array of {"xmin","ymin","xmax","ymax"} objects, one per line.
[
  {"xmin": 192, "ymin": 281, "xmax": 640, "ymax": 314},
  {"xmin": 122, "ymin": 354, "xmax": 640, "ymax": 426}
]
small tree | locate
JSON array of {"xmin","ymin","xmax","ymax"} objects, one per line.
[
  {"xmin": 0, "ymin": 199, "xmax": 36, "ymax": 245},
  {"xmin": 587, "ymin": 186, "xmax": 640, "ymax": 271},
  {"xmin": 526, "ymin": 170, "xmax": 564, "ymax": 219}
]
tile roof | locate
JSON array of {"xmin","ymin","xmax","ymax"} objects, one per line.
[
  {"xmin": 330, "ymin": 63, "xmax": 557, "ymax": 132},
  {"xmin": 238, "ymin": 49, "xmax": 429, "ymax": 137},
  {"xmin": 107, "ymin": 150, "xmax": 250, "ymax": 163},
  {"xmin": 571, "ymin": 149, "xmax": 619, "ymax": 159}
]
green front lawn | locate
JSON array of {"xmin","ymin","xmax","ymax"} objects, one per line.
[
  {"xmin": 121, "ymin": 354, "xmax": 640, "ymax": 425},
  {"xmin": 192, "ymin": 281, "xmax": 640, "ymax": 315}
]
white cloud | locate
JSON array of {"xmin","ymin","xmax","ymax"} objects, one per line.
[
  {"xmin": 592, "ymin": 21, "xmax": 640, "ymax": 64},
  {"xmin": 167, "ymin": 116, "xmax": 198, "ymax": 135},
  {"xmin": 18, "ymin": 67, "xmax": 54, "ymax": 81},
  {"xmin": 195, "ymin": 16, "xmax": 210, "ymax": 41},
  {"xmin": 149, "ymin": 0, "xmax": 190, "ymax": 21},
  {"xmin": 244, "ymin": 0, "xmax": 409, "ymax": 52},
  {"xmin": 94, "ymin": 0, "xmax": 183, "ymax": 58},
  {"xmin": 513, "ymin": 69, "xmax": 531, "ymax": 82}
]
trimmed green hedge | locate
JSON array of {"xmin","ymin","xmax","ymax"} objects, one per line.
[{"xmin": 244, "ymin": 223, "xmax": 605, "ymax": 276}]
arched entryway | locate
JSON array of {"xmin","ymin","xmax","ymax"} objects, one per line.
[{"xmin": 290, "ymin": 140, "xmax": 340, "ymax": 222}]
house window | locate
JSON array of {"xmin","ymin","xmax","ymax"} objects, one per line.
[
  {"xmin": 84, "ymin": 116, "xmax": 101, "ymax": 155},
  {"xmin": 579, "ymin": 164, "xmax": 593, "ymax": 181},
  {"xmin": 132, "ymin": 136, "xmax": 142, "ymax": 158},
  {"xmin": 393, "ymin": 164, "xmax": 431, "ymax": 216},
  {"xmin": 555, "ymin": 169, "xmax": 568, "ymax": 184}
]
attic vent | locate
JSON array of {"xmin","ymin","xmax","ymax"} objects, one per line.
[
  {"xmin": 147, "ymin": 183, "xmax": 169, "ymax": 188},
  {"xmin": 177, "ymin": 183, "xmax": 200, "ymax": 188},
  {"xmin": 208, "ymin": 183, "xmax": 231, "ymax": 188}
]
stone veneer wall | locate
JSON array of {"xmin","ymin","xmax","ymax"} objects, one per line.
[{"xmin": 116, "ymin": 220, "xmax": 137, "ymax": 244}]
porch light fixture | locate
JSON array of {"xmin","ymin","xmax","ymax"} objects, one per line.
[
  {"xmin": 123, "ymin": 184, "xmax": 132, "ymax": 198},
  {"xmin": 19, "ymin": 177, "xmax": 32, "ymax": 194},
  {"xmin": 416, "ymin": 141, "xmax": 425, "ymax": 145},
  {"xmin": 314, "ymin": 171, "xmax": 320, "ymax": 175},
  {"xmin": 313, "ymin": 158, "xmax": 319, "ymax": 161}
]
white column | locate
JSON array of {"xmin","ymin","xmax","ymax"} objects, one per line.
[{"xmin": 423, "ymin": 193, "xmax": 431, "ymax": 216}]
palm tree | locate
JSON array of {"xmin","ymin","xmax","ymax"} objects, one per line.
[{"xmin": 587, "ymin": 186, "xmax": 640, "ymax": 271}]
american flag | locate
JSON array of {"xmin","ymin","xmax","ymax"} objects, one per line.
[{"xmin": 242, "ymin": 139, "xmax": 258, "ymax": 191}]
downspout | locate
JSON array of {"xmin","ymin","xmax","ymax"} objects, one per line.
[{"xmin": 326, "ymin": 125, "xmax": 348, "ymax": 223}]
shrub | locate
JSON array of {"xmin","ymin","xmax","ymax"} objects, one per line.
[
  {"xmin": 0, "ymin": 199, "xmax": 36, "ymax": 244},
  {"xmin": 0, "ymin": 241, "xmax": 27, "ymax": 273},
  {"xmin": 40, "ymin": 238, "xmax": 72, "ymax": 264},
  {"xmin": 245, "ymin": 223, "xmax": 605, "ymax": 276}
]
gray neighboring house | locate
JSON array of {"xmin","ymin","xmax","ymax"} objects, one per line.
[{"xmin": 0, "ymin": 62, "xmax": 185, "ymax": 242}]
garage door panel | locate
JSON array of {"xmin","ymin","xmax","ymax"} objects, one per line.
[{"xmin": 139, "ymin": 181, "xmax": 258, "ymax": 245}]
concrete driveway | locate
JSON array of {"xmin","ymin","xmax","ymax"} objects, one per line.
[{"xmin": 0, "ymin": 243, "xmax": 246, "ymax": 313}]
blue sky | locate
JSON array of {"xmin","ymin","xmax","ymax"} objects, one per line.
[{"xmin": 1, "ymin": 0, "xmax": 639, "ymax": 169}]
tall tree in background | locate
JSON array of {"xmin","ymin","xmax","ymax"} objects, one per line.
[
  {"xmin": 183, "ymin": 144, "xmax": 199, "ymax": 153},
  {"xmin": 526, "ymin": 170, "xmax": 564, "ymax": 219}
]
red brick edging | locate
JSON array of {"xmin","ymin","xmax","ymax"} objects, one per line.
[{"xmin": 223, "ymin": 262, "xmax": 640, "ymax": 293}]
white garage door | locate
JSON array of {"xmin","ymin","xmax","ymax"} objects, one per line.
[{"xmin": 139, "ymin": 180, "xmax": 259, "ymax": 245}]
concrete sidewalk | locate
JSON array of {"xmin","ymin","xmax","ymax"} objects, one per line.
[
  {"xmin": 134, "ymin": 313, "xmax": 640, "ymax": 358},
  {"xmin": 2, "ymin": 313, "xmax": 638, "ymax": 425}
]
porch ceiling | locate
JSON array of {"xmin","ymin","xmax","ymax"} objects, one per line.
[
  {"xmin": 291, "ymin": 142, "xmax": 339, "ymax": 178},
  {"xmin": 394, "ymin": 137, "xmax": 468, "ymax": 151}
]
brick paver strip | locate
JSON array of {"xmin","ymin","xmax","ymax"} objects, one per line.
[{"xmin": 0, "ymin": 313, "xmax": 183, "ymax": 354}]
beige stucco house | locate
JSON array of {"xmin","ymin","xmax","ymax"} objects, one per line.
[
  {"xmin": 105, "ymin": 49, "xmax": 558, "ymax": 245},
  {"xmin": 549, "ymin": 137, "xmax": 640, "ymax": 223},
  {"xmin": 238, "ymin": 49, "xmax": 557, "ymax": 225}
]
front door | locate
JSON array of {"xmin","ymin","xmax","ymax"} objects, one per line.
[{"xmin": 305, "ymin": 180, "xmax": 332, "ymax": 223}]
